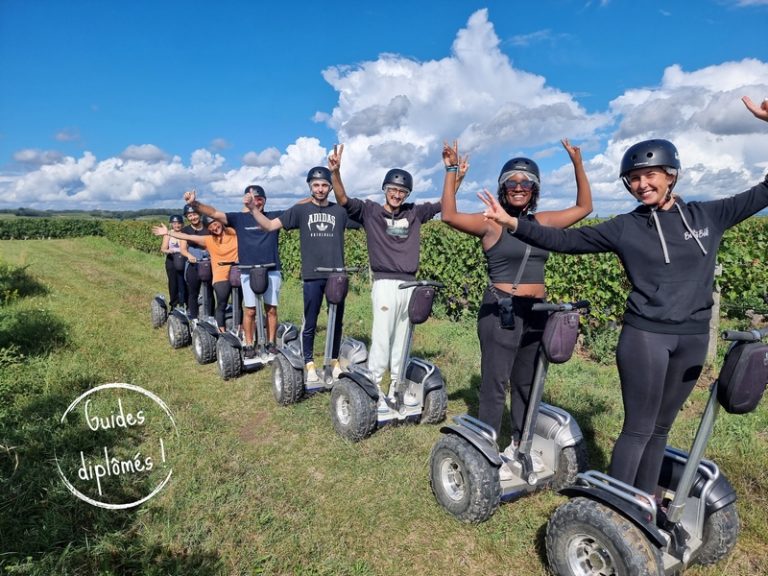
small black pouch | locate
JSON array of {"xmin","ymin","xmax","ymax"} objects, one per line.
[
  {"xmin": 717, "ymin": 341, "xmax": 768, "ymax": 414},
  {"xmin": 196, "ymin": 260, "xmax": 212, "ymax": 283},
  {"xmin": 408, "ymin": 285, "xmax": 436, "ymax": 325},
  {"xmin": 541, "ymin": 310, "xmax": 580, "ymax": 363},
  {"xmin": 325, "ymin": 273, "xmax": 349, "ymax": 306},
  {"xmin": 498, "ymin": 297, "xmax": 516, "ymax": 330},
  {"xmin": 248, "ymin": 267, "xmax": 269, "ymax": 295},
  {"xmin": 172, "ymin": 252, "xmax": 186, "ymax": 272}
]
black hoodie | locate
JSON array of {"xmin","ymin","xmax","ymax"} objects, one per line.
[{"xmin": 514, "ymin": 178, "xmax": 768, "ymax": 334}]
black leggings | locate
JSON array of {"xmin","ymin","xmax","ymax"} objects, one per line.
[
  {"xmin": 165, "ymin": 256, "xmax": 186, "ymax": 309},
  {"xmin": 185, "ymin": 264, "xmax": 214, "ymax": 320},
  {"xmin": 213, "ymin": 281, "xmax": 241, "ymax": 330},
  {"xmin": 476, "ymin": 288, "xmax": 547, "ymax": 441},
  {"xmin": 610, "ymin": 325, "xmax": 708, "ymax": 493}
]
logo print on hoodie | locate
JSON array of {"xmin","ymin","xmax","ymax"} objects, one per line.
[{"xmin": 684, "ymin": 227, "xmax": 709, "ymax": 241}]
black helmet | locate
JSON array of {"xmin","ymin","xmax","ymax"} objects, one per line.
[
  {"xmin": 382, "ymin": 168, "xmax": 413, "ymax": 193},
  {"xmin": 620, "ymin": 139, "xmax": 680, "ymax": 191},
  {"xmin": 244, "ymin": 184, "xmax": 266, "ymax": 199},
  {"xmin": 497, "ymin": 157, "xmax": 540, "ymax": 215},
  {"xmin": 497, "ymin": 157, "xmax": 540, "ymax": 183},
  {"xmin": 202, "ymin": 215, "xmax": 215, "ymax": 227},
  {"xmin": 183, "ymin": 204, "xmax": 197, "ymax": 215},
  {"xmin": 169, "ymin": 214, "xmax": 183, "ymax": 224},
  {"xmin": 306, "ymin": 166, "xmax": 332, "ymax": 183}
]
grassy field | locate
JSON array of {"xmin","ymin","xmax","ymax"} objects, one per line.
[{"xmin": 1, "ymin": 237, "xmax": 767, "ymax": 576}]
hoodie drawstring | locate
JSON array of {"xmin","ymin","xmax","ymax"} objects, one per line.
[{"xmin": 648, "ymin": 203, "xmax": 707, "ymax": 265}]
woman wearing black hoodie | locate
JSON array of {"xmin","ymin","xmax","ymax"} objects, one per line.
[{"xmin": 478, "ymin": 97, "xmax": 768, "ymax": 495}]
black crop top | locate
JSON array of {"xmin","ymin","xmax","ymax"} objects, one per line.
[{"xmin": 485, "ymin": 216, "xmax": 549, "ymax": 284}]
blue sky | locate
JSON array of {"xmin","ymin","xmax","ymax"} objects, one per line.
[{"xmin": 1, "ymin": 0, "xmax": 767, "ymax": 216}]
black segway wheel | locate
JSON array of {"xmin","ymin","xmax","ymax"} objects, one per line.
[
  {"xmin": 216, "ymin": 339, "xmax": 242, "ymax": 380},
  {"xmin": 167, "ymin": 315, "xmax": 191, "ymax": 349},
  {"xmin": 192, "ymin": 328, "xmax": 216, "ymax": 365},
  {"xmin": 549, "ymin": 441, "xmax": 589, "ymax": 492},
  {"xmin": 329, "ymin": 378, "xmax": 376, "ymax": 442},
  {"xmin": 546, "ymin": 497, "xmax": 663, "ymax": 576},
  {"xmin": 429, "ymin": 433, "xmax": 501, "ymax": 523},
  {"xmin": 696, "ymin": 502, "xmax": 739, "ymax": 566},
  {"xmin": 272, "ymin": 354, "xmax": 304, "ymax": 405},
  {"xmin": 420, "ymin": 387, "xmax": 448, "ymax": 424},
  {"xmin": 150, "ymin": 299, "xmax": 167, "ymax": 328}
]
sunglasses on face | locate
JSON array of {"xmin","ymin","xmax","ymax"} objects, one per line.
[
  {"xmin": 504, "ymin": 179, "xmax": 536, "ymax": 191},
  {"xmin": 385, "ymin": 186, "xmax": 409, "ymax": 197}
]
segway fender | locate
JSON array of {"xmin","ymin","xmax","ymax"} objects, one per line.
[
  {"xmin": 153, "ymin": 294, "xmax": 168, "ymax": 310},
  {"xmin": 341, "ymin": 371, "xmax": 379, "ymax": 400},
  {"xmin": 559, "ymin": 485, "xmax": 669, "ymax": 548},
  {"xmin": 438, "ymin": 425, "xmax": 503, "ymax": 467},
  {"xmin": 169, "ymin": 308, "xmax": 189, "ymax": 324},
  {"xmin": 197, "ymin": 322, "xmax": 219, "ymax": 337},
  {"xmin": 278, "ymin": 343, "xmax": 304, "ymax": 370},
  {"xmin": 220, "ymin": 332, "xmax": 241, "ymax": 349}
]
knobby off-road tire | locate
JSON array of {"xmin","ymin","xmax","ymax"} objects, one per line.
[
  {"xmin": 192, "ymin": 328, "xmax": 216, "ymax": 364},
  {"xmin": 546, "ymin": 497, "xmax": 663, "ymax": 576},
  {"xmin": 330, "ymin": 378, "xmax": 376, "ymax": 442},
  {"xmin": 216, "ymin": 339, "xmax": 242, "ymax": 380},
  {"xmin": 429, "ymin": 434, "xmax": 501, "ymax": 523},
  {"xmin": 695, "ymin": 503, "xmax": 739, "ymax": 566},
  {"xmin": 167, "ymin": 315, "xmax": 191, "ymax": 349},
  {"xmin": 150, "ymin": 299, "xmax": 167, "ymax": 329},
  {"xmin": 272, "ymin": 354, "xmax": 304, "ymax": 405},
  {"xmin": 549, "ymin": 441, "xmax": 589, "ymax": 492},
  {"xmin": 420, "ymin": 387, "xmax": 448, "ymax": 425}
]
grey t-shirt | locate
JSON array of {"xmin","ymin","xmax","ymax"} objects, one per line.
[
  {"xmin": 345, "ymin": 198, "xmax": 441, "ymax": 281},
  {"xmin": 279, "ymin": 202, "xmax": 348, "ymax": 280}
]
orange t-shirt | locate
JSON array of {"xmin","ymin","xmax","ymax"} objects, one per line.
[{"xmin": 204, "ymin": 228, "xmax": 239, "ymax": 283}]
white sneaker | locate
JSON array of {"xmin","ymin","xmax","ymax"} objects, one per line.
[
  {"xmin": 331, "ymin": 359, "xmax": 342, "ymax": 379},
  {"xmin": 306, "ymin": 362, "xmax": 320, "ymax": 383},
  {"xmin": 502, "ymin": 441, "xmax": 545, "ymax": 473},
  {"xmin": 403, "ymin": 390, "xmax": 419, "ymax": 406},
  {"xmin": 499, "ymin": 462, "xmax": 514, "ymax": 481}
]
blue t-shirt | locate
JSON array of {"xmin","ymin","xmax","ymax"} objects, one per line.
[{"xmin": 226, "ymin": 210, "xmax": 282, "ymax": 269}]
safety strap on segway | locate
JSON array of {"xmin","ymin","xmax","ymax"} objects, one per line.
[
  {"xmin": 717, "ymin": 341, "xmax": 768, "ymax": 414},
  {"xmin": 541, "ymin": 310, "xmax": 580, "ymax": 364}
]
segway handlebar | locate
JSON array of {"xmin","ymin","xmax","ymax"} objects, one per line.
[
  {"xmin": 398, "ymin": 280, "xmax": 445, "ymax": 290},
  {"xmin": 532, "ymin": 300, "xmax": 590, "ymax": 313},
  {"xmin": 314, "ymin": 266, "xmax": 361, "ymax": 274},
  {"xmin": 721, "ymin": 327, "xmax": 768, "ymax": 342},
  {"xmin": 218, "ymin": 262, "xmax": 276, "ymax": 270}
]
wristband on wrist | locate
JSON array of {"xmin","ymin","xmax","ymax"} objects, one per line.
[{"xmin": 445, "ymin": 165, "xmax": 459, "ymax": 173}]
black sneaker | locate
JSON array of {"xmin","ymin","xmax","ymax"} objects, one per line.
[
  {"xmin": 243, "ymin": 345, "xmax": 256, "ymax": 359},
  {"xmin": 265, "ymin": 342, "xmax": 278, "ymax": 355}
]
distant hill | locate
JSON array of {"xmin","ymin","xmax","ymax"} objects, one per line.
[{"xmin": 0, "ymin": 208, "xmax": 179, "ymax": 220}]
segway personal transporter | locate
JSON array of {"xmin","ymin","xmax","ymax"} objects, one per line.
[
  {"xmin": 215, "ymin": 262, "xmax": 275, "ymax": 380},
  {"xmin": 429, "ymin": 300, "xmax": 590, "ymax": 523},
  {"xmin": 272, "ymin": 267, "xmax": 368, "ymax": 405},
  {"xmin": 545, "ymin": 327, "xmax": 768, "ymax": 576},
  {"xmin": 330, "ymin": 279, "xmax": 449, "ymax": 442},
  {"xmin": 188, "ymin": 258, "xmax": 221, "ymax": 364},
  {"xmin": 150, "ymin": 294, "xmax": 168, "ymax": 329}
]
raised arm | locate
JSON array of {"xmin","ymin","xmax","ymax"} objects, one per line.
[
  {"xmin": 245, "ymin": 193, "xmax": 283, "ymax": 231},
  {"xmin": 152, "ymin": 223, "xmax": 207, "ymax": 246},
  {"xmin": 183, "ymin": 190, "xmax": 228, "ymax": 224},
  {"xmin": 328, "ymin": 144, "xmax": 349, "ymax": 206},
  {"xmin": 534, "ymin": 138, "xmax": 593, "ymax": 229},
  {"xmin": 441, "ymin": 140, "xmax": 492, "ymax": 238},
  {"xmin": 160, "ymin": 233, "xmax": 171, "ymax": 254},
  {"xmin": 742, "ymin": 96, "xmax": 768, "ymax": 123}
]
